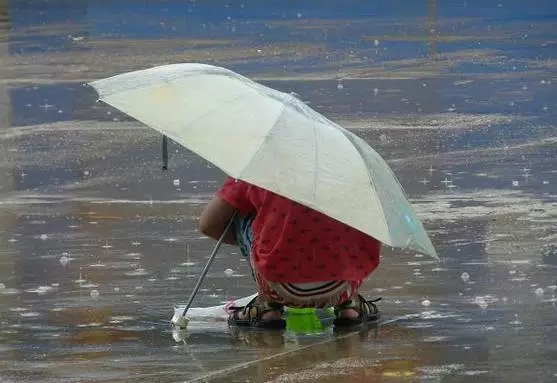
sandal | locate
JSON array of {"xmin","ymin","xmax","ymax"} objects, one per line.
[
  {"xmin": 227, "ymin": 296, "xmax": 286, "ymax": 330},
  {"xmin": 333, "ymin": 295, "xmax": 381, "ymax": 328}
]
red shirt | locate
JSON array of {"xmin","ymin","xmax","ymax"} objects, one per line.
[{"xmin": 216, "ymin": 177, "xmax": 381, "ymax": 283}]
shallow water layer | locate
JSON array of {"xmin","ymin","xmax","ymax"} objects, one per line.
[{"xmin": 1, "ymin": 1, "xmax": 556, "ymax": 382}]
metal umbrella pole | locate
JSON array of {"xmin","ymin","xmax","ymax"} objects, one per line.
[{"xmin": 180, "ymin": 211, "xmax": 238, "ymax": 319}]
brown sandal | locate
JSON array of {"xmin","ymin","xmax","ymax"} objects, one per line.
[
  {"xmin": 333, "ymin": 295, "xmax": 381, "ymax": 328},
  {"xmin": 227, "ymin": 296, "xmax": 286, "ymax": 330}
]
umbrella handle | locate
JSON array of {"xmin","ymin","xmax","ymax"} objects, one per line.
[
  {"xmin": 180, "ymin": 210, "xmax": 238, "ymax": 317},
  {"xmin": 162, "ymin": 135, "xmax": 168, "ymax": 170}
]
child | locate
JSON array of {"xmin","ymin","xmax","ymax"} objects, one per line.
[{"xmin": 200, "ymin": 177, "xmax": 381, "ymax": 329}]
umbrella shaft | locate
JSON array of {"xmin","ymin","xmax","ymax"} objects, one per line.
[{"xmin": 181, "ymin": 211, "xmax": 238, "ymax": 317}]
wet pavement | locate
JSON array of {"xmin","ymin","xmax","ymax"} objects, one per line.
[{"xmin": 1, "ymin": 0, "xmax": 557, "ymax": 382}]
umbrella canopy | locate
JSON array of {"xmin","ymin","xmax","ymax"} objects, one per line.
[{"xmin": 89, "ymin": 63, "xmax": 438, "ymax": 259}]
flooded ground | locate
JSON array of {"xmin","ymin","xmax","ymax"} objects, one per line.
[{"xmin": 1, "ymin": 0, "xmax": 556, "ymax": 382}]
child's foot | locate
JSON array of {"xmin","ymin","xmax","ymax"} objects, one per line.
[
  {"xmin": 227, "ymin": 296, "xmax": 286, "ymax": 329},
  {"xmin": 333, "ymin": 296, "xmax": 381, "ymax": 328}
]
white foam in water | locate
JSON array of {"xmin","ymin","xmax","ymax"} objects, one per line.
[
  {"xmin": 27, "ymin": 285, "xmax": 55, "ymax": 295},
  {"xmin": 90, "ymin": 289, "xmax": 100, "ymax": 298},
  {"xmin": 109, "ymin": 315, "xmax": 134, "ymax": 323},
  {"xmin": 224, "ymin": 268, "xmax": 234, "ymax": 276},
  {"xmin": 180, "ymin": 262, "xmax": 196, "ymax": 266},
  {"xmin": 8, "ymin": 238, "xmax": 17, "ymax": 243},
  {"xmin": 125, "ymin": 268, "xmax": 148, "ymax": 276},
  {"xmin": 131, "ymin": 241, "xmax": 141, "ymax": 246},
  {"xmin": 422, "ymin": 299, "xmax": 431, "ymax": 307},
  {"xmin": 1, "ymin": 288, "xmax": 19, "ymax": 295},
  {"xmin": 20, "ymin": 312, "xmax": 40, "ymax": 318},
  {"xmin": 39, "ymin": 234, "xmax": 48, "ymax": 240},
  {"xmin": 475, "ymin": 296, "xmax": 488, "ymax": 310},
  {"xmin": 535, "ymin": 287, "xmax": 544, "ymax": 296}
]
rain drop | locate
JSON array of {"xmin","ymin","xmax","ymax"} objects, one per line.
[
  {"xmin": 512, "ymin": 180, "xmax": 519, "ymax": 187},
  {"xmin": 461, "ymin": 272, "xmax": 470, "ymax": 282},
  {"xmin": 59, "ymin": 256, "xmax": 70, "ymax": 266},
  {"xmin": 36, "ymin": 286, "xmax": 53, "ymax": 295},
  {"xmin": 224, "ymin": 268, "xmax": 234, "ymax": 277},
  {"xmin": 40, "ymin": 234, "xmax": 48, "ymax": 240},
  {"xmin": 336, "ymin": 82, "xmax": 344, "ymax": 90},
  {"xmin": 173, "ymin": 179, "xmax": 180, "ymax": 187},
  {"xmin": 90, "ymin": 289, "xmax": 100, "ymax": 299},
  {"xmin": 535, "ymin": 287, "xmax": 544, "ymax": 296},
  {"xmin": 475, "ymin": 296, "xmax": 488, "ymax": 309},
  {"xmin": 421, "ymin": 299, "xmax": 431, "ymax": 307}
]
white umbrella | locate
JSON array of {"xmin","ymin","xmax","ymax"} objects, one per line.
[{"xmin": 89, "ymin": 63, "xmax": 437, "ymax": 259}]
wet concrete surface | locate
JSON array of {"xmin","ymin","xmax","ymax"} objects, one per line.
[{"xmin": 1, "ymin": 1, "xmax": 556, "ymax": 382}]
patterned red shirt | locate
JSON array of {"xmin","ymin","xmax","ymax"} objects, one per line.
[{"xmin": 216, "ymin": 177, "xmax": 381, "ymax": 283}]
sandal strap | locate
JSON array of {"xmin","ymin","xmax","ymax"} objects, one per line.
[
  {"xmin": 228, "ymin": 296, "xmax": 284, "ymax": 321},
  {"xmin": 334, "ymin": 295, "xmax": 381, "ymax": 317}
]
